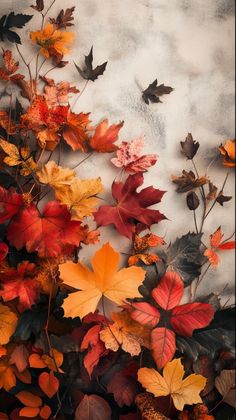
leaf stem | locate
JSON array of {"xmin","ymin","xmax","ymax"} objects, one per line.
[{"xmin": 71, "ymin": 79, "xmax": 89, "ymax": 110}]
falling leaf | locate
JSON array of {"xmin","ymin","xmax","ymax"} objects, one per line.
[
  {"xmin": 55, "ymin": 177, "xmax": 104, "ymax": 220},
  {"xmin": 0, "ymin": 12, "xmax": 32, "ymax": 44},
  {"xmin": 75, "ymin": 394, "xmax": 111, "ymax": 420},
  {"xmin": 219, "ymin": 139, "xmax": 235, "ymax": 168},
  {"xmin": 100, "ymin": 311, "xmax": 150, "ymax": 356},
  {"xmin": 111, "ymin": 138, "xmax": 158, "ymax": 173},
  {"xmin": 180, "ymin": 133, "xmax": 200, "ymax": 160},
  {"xmin": 0, "ymin": 304, "xmax": 18, "ymax": 345},
  {"xmin": 172, "ymin": 170, "xmax": 208, "ymax": 193},
  {"xmin": 0, "ymin": 138, "xmax": 37, "ymax": 176},
  {"xmin": 74, "ymin": 47, "xmax": 107, "ymax": 82},
  {"xmin": 215, "ymin": 370, "xmax": 235, "ymax": 407},
  {"xmin": 37, "ymin": 161, "xmax": 75, "ymax": 189},
  {"xmin": 204, "ymin": 227, "xmax": 235, "ymax": 267},
  {"xmin": 60, "ymin": 243, "xmax": 145, "ymax": 318},
  {"xmin": 38, "ymin": 370, "xmax": 59, "ymax": 398},
  {"xmin": 90, "ymin": 119, "xmax": 124, "ymax": 153},
  {"xmin": 7, "ymin": 201, "xmax": 90, "ymax": 257},
  {"xmin": 138, "ymin": 358, "xmax": 206, "ymax": 411},
  {"xmin": 95, "ymin": 173, "xmax": 166, "ymax": 239},
  {"xmin": 142, "ymin": 79, "xmax": 173, "ymax": 105},
  {"xmin": 49, "ymin": 7, "xmax": 75, "ymax": 28}
]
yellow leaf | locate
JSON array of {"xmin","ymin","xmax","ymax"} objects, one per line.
[
  {"xmin": 0, "ymin": 304, "xmax": 18, "ymax": 345},
  {"xmin": 0, "ymin": 360, "xmax": 16, "ymax": 391},
  {"xmin": 100, "ymin": 311, "xmax": 150, "ymax": 356},
  {"xmin": 138, "ymin": 358, "xmax": 206, "ymax": 411},
  {"xmin": 0, "ymin": 138, "xmax": 21, "ymax": 166},
  {"xmin": 37, "ymin": 160, "xmax": 75, "ymax": 189},
  {"xmin": 55, "ymin": 177, "xmax": 104, "ymax": 220},
  {"xmin": 60, "ymin": 243, "xmax": 145, "ymax": 318},
  {"xmin": 0, "ymin": 138, "xmax": 37, "ymax": 175}
]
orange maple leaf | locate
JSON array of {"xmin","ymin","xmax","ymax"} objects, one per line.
[{"xmin": 204, "ymin": 227, "xmax": 235, "ymax": 267}]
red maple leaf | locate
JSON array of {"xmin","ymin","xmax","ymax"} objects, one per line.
[
  {"xmin": 128, "ymin": 271, "xmax": 214, "ymax": 368},
  {"xmin": 0, "ymin": 186, "xmax": 23, "ymax": 223},
  {"xmin": 7, "ymin": 201, "xmax": 90, "ymax": 258},
  {"xmin": 0, "ymin": 261, "xmax": 40, "ymax": 312},
  {"xmin": 94, "ymin": 173, "xmax": 166, "ymax": 239}
]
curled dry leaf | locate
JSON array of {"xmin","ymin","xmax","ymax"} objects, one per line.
[
  {"xmin": 172, "ymin": 170, "xmax": 208, "ymax": 193},
  {"xmin": 138, "ymin": 358, "xmax": 207, "ymax": 411},
  {"xmin": 219, "ymin": 139, "xmax": 235, "ymax": 168}
]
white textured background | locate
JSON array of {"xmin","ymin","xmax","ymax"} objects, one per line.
[{"xmin": 0, "ymin": 0, "xmax": 235, "ymax": 305}]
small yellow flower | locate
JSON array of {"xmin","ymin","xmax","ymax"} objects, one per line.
[{"xmin": 30, "ymin": 23, "xmax": 74, "ymax": 58}]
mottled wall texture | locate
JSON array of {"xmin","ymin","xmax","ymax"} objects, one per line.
[{"xmin": 0, "ymin": 0, "xmax": 235, "ymax": 303}]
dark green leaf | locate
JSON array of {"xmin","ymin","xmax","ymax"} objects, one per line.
[{"xmin": 166, "ymin": 232, "xmax": 205, "ymax": 286}]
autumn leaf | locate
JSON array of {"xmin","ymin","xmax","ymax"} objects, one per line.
[
  {"xmin": 215, "ymin": 370, "xmax": 235, "ymax": 407},
  {"xmin": 0, "ymin": 261, "xmax": 40, "ymax": 311},
  {"xmin": 39, "ymin": 370, "xmax": 59, "ymax": 398},
  {"xmin": 81, "ymin": 324, "xmax": 108, "ymax": 377},
  {"xmin": 9, "ymin": 344, "xmax": 29, "ymax": 373},
  {"xmin": 16, "ymin": 390, "xmax": 42, "ymax": 408},
  {"xmin": 0, "ymin": 12, "xmax": 32, "ymax": 44},
  {"xmin": 111, "ymin": 138, "xmax": 158, "ymax": 173},
  {"xmin": 204, "ymin": 227, "xmax": 235, "ymax": 267},
  {"xmin": 219, "ymin": 139, "xmax": 235, "ymax": 168},
  {"xmin": 107, "ymin": 369, "xmax": 139, "ymax": 407},
  {"xmin": 100, "ymin": 311, "xmax": 150, "ymax": 355},
  {"xmin": 31, "ymin": 0, "xmax": 44, "ymax": 12},
  {"xmin": 0, "ymin": 138, "xmax": 37, "ymax": 175},
  {"xmin": 42, "ymin": 77, "xmax": 79, "ymax": 107},
  {"xmin": 74, "ymin": 46, "xmax": 107, "ymax": 82},
  {"xmin": 89, "ymin": 119, "xmax": 124, "ymax": 153},
  {"xmin": 172, "ymin": 170, "xmax": 208, "ymax": 193},
  {"xmin": 0, "ymin": 49, "xmax": 24, "ymax": 82},
  {"xmin": 180, "ymin": 133, "xmax": 200, "ymax": 160},
  {"xmin": 128, "ymin": 233, "xmax": 165, "ymax": 266},
  {"xmin": 75, "ymin": 394, "xmax": 111, "ymax": 420},
  {"xmin": 95, "ymin": 173, "xmax": 166, "ymax": 239},
  {"xmin": 0, "ymin": 242, "xmax": 8, "ymax": 261},
  {"xmin": 0, "ymin": 359, "xmax": 16, "ymax": 391},
  {"xmin": 37, "ymin": 160, "xmax": 75, "ymax": 189},
  {"xmin": 142, "ymin": 79, "xmax": 173, "ymax": 105},
  {"xmin": 7, "ymin": 201, "xmax": 90, "ymax": 257},
  {"xmin": 61, "ymin": 110, "xmax": 91, "ymax": 151},
  {"xmin": 0, "ymin": 304, "xmax": 18, "ymax": 345},
  {"xmin": 60, "ymin": 243, "xmax": 145, "ymax": 318},
  {"xmin": 29, "ymin": 348, "xmax": 63, "ymax": 372},
  {"xmin": 55, "ymin": 177, "xmax": 104, "ymax": 220},
  {"xmin": 0, "ymin": 111, "xmax": 16, "ymax": 134},
  {"xmin": 49, "ymin": 7, "xmax": 75, "ymax": 28},
  {"xmin": 138, "ymin": 358, "xmax": 207, "ymax": 411},
  {"xmin": 30, "ymin": 23, "xmax": 74, "ymax": 58}
]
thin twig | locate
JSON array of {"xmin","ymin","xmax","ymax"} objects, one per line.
[{"xmin": 72, "ymin": 79, "xmax": 89, "ymax": 110}]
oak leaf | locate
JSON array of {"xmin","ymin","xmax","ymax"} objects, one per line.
[
  {"xmin": 55, "ymin": 177, "xmax": 104, "ymax": 220},
  {"xmin": 60, "ymin": 243, "xmax": 145, "ymax": 318},
  {"xmin": 111, "ymin": 138, "xmax": 158, "ymax": 173},
  {"xmin": 50, "ymin": 7, "xmax": 75, "ymax": 29},
  {"xmin": 95, "ymin": 173, "xmax": 166, "ymax": 239},
  {"xmin": 138, "ymin": 358, "xmax": 207, "ymax": 411},
  {"xmin": 7, "ymin": 201, "xmax": 89, "ymax": 257},
  {"xmin": 89, "ymin": 119, "xmax": 124, "ymax": 152}
]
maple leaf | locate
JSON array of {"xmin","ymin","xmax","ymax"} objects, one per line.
[
  {"xmin": 128, "ymin": 271, "xmax": 214, "ymax": 368},
  {"xmin": 61, "ymin": 110, "xmax": 91, "ymax": 151},
  {"xmin": 7, "ymin": 201, "xmax": 90, "ymax": 258},
  {"xmin": 0, "ymin": 186, "xmax": 23, "ymax": 223},
  {"xmin": 74, "ymin": 46, "xmax": 107, "ymax": 82},
  {"xmin": 49, "ymin": 7, "xmax": 75, "ymax": 28},
  {"xmin": 37, "ymin": 160, "xmax": 75, "ymax": 189},
  {"xmin": 42, "ymin": 77, "xmax": 79, "ymax": 107},
  {"xmin": 172, "ymin": 170, "xmax": 208, "ymax": 193},
  {"xmin": 142, "ymin": 79, "xmax": 173, "ymax": 105},
  {"xmin": 55, "ymin": 177, "xmax": 104, "ymax": 221},
  {"xmin": 0, "ymin": 304, "xmax": 18, "ymax": 345},
  {"xmin": 138, "ymin": 358, "xmax": 206, "ymax": 411},
  {"xmin": 0, "ymin": 261, "xmax": 40, "ymax": 312},
  {"xmin": 59, "ymin": 243, "xmax": 145, "ymax": 318},
  {"xmin": 111, "ymin": 137, "xmax": 158, "ymax": 173},
  {"xmin": 100, "ymin": 311, "xmax": 150, "ymax": 356},
  {"xmin": 94, "ymin": 173, "xmax": 166, "ymax": 239},
  {"xmin": 180, "ymin": 133, "xmax": 200, "ymax": 160},
  {"xmin": 128, "ymin": 233, "xmax": 165, "ymax": 266},
  {"xmin": 75, "ymin": 394, "xmax": 111, "ymax": 420},
  {"xmin": 0, "ymin": 49, "xmax": 24, "ymax": 82},
  {"xmin": 0, "ymin": 138, "xmax": 37, "ymax": 176},
  {"xmin": 0, "ymin": 12, "xmax": 32, "ymax": 44},
  {"xmin": 219, "ymin": 139, "xmax": 235, "ymax": 168},
  {"xmin": 0, "ymin": 110, "xmax": 16, "ymax": 134},
  {"xmin": 204, "ymin": 227, "xmax": 235, "ymax": 267},
  {"xmin": 89, "ymin": 119, "xmax": 124, "ymax": 153}
]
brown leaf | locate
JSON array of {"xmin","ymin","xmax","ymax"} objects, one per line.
[
  {"xmin": 180, "ymin": 133, "xmax": 199, "ymax": 159},
  {"xmin": 172, "ymin": 170, "xmax": 208, "ymax": 193},
  {"xmin": 207, "ymin": 182, "xmax": 218, "ymax": 200},
  {"xmin": 186, "ymin": 191, "xmax": 200, "ymax": 210},
  {"xmin": 75, "ymin": 395, "xmax": 111, "ymax": 420},
  {"xmin": 216, "ymin": 193, "xmax": 232, "ymax": 206},
  {"xmin": 142, "ymin": 79, "xmax": 173, "ymax": 105},
  {"xmin": 49, "ymin": 7, "xmax": 75, "ymax": 28},
  {"xmin": 74, "ymin": 47, "xmax": 107, "ymax": 82},
  {"xmin": 136, "ymin": 393, "xmax": 170, "ymax": 419},
  {"xmin": 31, "ymin": 0, "xmax": 44, "ymax": 12},
  {"xmin": 215, "ymin": 370, "xmax": 235, "ymax": 407}
]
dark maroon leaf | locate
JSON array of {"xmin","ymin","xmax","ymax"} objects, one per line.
[
  {"xmin": 74, "ymin": 47, "xmax": 107, "ymax": 82},
  {"xmin": 31, "ymin": 0, "xmax": 44, "ymax": 12},
  {"xmin": 186, "ymin": 191, "xmax": 200, "ymax": 210},
  {"xmin": 50, "ymin": 7, "xmax": 75, "ymax": 28},
  {"xmin": 180, "ymin": 133, "xmax": 199, "ymax": 159},
  {"xmin": 216, "ymin": 193, "xmax": 232, "ymax": 206},
  {"xmin": 107, "ymin": 370, "xmax": 139, "ymax": 407},
  {"xmin": 207, "ymin": 182, "xmax": 218, "ymax": 200},
  {"xmin": 142, "ymin": 79, "xmax": 174, "ymax": 105}
]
